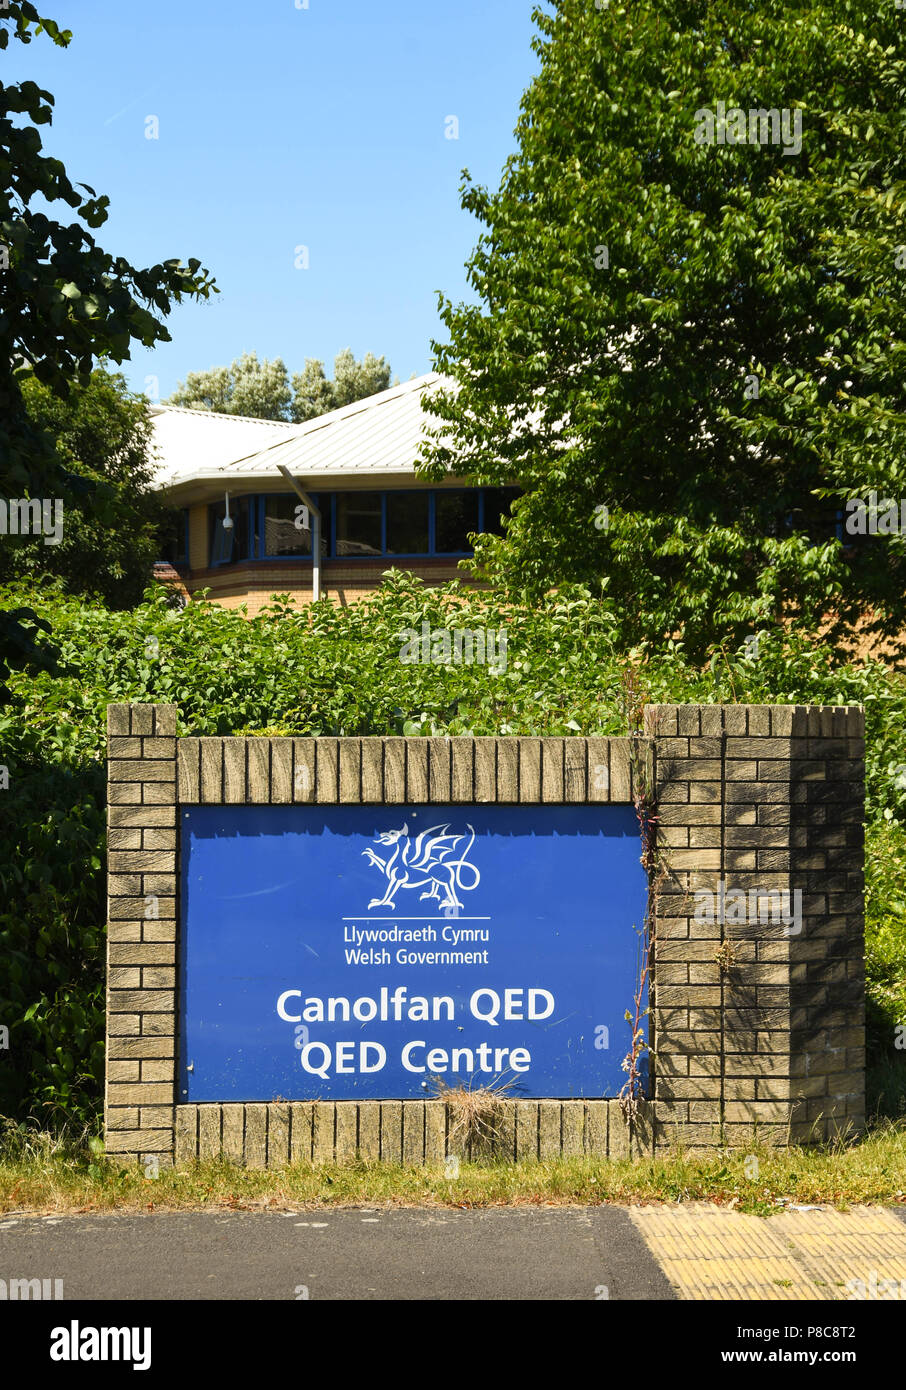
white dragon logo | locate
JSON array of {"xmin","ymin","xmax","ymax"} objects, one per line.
[{"xmin": 362, "ymin": 822, "xmax": 481, "ymax": 912}]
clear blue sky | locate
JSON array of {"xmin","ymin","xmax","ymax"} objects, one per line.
[{"xmin": 12, "ymin": 0, "xmax": 541, "ymax": 400}]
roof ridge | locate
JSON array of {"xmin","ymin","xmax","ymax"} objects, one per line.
[{"xmin": 149, "ymin": 404, "xmax": 297, "ymax": 426}]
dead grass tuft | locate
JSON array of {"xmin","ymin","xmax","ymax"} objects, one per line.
[{"xmin": 429, "ymin": 1076, "xmax": 515, "ymax": 1155}]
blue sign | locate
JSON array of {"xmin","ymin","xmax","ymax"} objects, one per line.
[{"xmin": 179, "ymin": 803, "xmax": 647, "ymax": 1101}]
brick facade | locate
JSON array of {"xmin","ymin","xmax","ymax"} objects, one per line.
[{"xmin": 180, "ymin": 559, "xmax": 473, "ymax": 617}]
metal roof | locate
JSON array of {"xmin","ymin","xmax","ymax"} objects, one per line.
[
  {"xmin": 148, "ymin": 404, "xmax": 296, "ymax": 487},
  {"xmin": 150, "ymin": 373, "xmax": 453, "ymax": 496}
]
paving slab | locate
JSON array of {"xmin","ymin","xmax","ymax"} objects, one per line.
[{"xmin": 630, "ymin": 1203, "xmax": 906, "ymax": 1301}]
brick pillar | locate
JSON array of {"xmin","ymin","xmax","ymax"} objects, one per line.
[
  {"xmin": 105, "ymin": 703, "xmax": 178, "ymax": 1167},
  {"xmin": 646, "ymin": 703, "xmax": 865, "ymax": 1151},
  {"xmin": 788, "ymin": 706, "xmax": 866, "ymax": 1140}
]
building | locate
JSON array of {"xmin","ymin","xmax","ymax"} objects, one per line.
[{"xmin": 151, "ymin": 373, "xmax": 518, "ymax": 614}]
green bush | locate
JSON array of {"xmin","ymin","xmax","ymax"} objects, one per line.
[{"xmin": 1, "ymin": 571, "xmax": 904, "ymax": 1124}]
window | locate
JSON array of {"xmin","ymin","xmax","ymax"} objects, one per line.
[
  {"xmin": 158, "ymin": 508, "xmax": 189, "ymax": 567},
  {"xmin": 264, "ymin": 495, "xmax": 312, "ymax": 556},
  {"xmin": 316, "ymin": 494, "xmax": 332, "ymax": 557},
  {"xmin": 386, "ymin": 491, "xmax": 429, "ymax": 555},
  {"xmin": 208, "ymin": 496, "xmax": 251, "ymax": 566},
  {"xmin": 482, "ymin": 487, "xmax": 520, "ymax": 536},
  {"xmin": 435, "ymin": 490, "xmax": 479, "ymax": 553},
  {"xmin": 197, "ymin": 486, "xmax": 521, "ymax": 566},
  {"xmin": 335, "ymin": 492, "xmax": 382, "ymax": 556}
]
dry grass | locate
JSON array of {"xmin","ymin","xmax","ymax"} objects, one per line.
[{"xmin": 429, "ymin": 1077, "xmax": 514, "ymax": 1156}]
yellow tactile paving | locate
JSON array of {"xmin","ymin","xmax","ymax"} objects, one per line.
[{"xmin": 629, "ymin": 1203, "xmax": 906, "ymax": 1300}]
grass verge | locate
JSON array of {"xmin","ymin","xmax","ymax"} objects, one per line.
[{"xmin": 1, "ymin": 1123, "xmax": 905, "ymax": 1216}]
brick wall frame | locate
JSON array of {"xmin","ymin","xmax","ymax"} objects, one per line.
[
  {"xmin": 105, "ymin": 703, "xmax": 178, "ymax": 1168},
  {"xmin": 104, "ymin": 702, "xmax": 865, "ymax": 1167},
  {"xmin": 646, "ymin": 703, "xmax": 865, "ymax": 1152}
]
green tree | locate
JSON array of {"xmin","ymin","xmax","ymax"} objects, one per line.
[
  {"xmin": 330, "ymin": 348, "xmax": 392, "ymax": 408},
  {"xmin": 169, "ymin": 349, "xmax": 394, "ymax": 422},
  {"xmin": 292, "ymin": 348, "xmax": 395, "ymax": 421},
  {"xmin": 175, "ymin": 347, "xmax": 394, "ymax": 422},
  {"xmin": 421, "ymin": 0, "xmax": 906, "ymax": 660},
  {"xmin": 167, "ymin": 351, "xmax": 291, "ymax": 420},
  {"xmin": 290, "ymin": 357, "xmax": 335, "ymax": 422},
  {"xmin": 0, "ymin": 2, "xmax": 215, "ymax": 684},
  {"xmin": 0, "ymin": 370, "xmax": 167, "ymax": 608}
]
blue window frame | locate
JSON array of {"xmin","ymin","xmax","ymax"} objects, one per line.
[
  {"xmin": 386, "ymin": 490, "xmax": 430, "ymax": 556},
  {"xmin": 482, "ymin": 487, "xmax": 520, "ymax": 537},
  {"xmin": 434, "ymin": 488, "xmax": 481, "ymax": 555},
  {"xmin": 258, "ymin": 493, "xmax": 331, "ymax": 558},
  {"xmin": 208, "ymin": 496, "xmax": 253, "ymax": 566},
  {"xmin": 202, "ymin": 488, "xmax": 519, "ymax": 566},
  {"xmin": 334, "ymin": 491, "xmax": 383, "ymax": 557}
]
